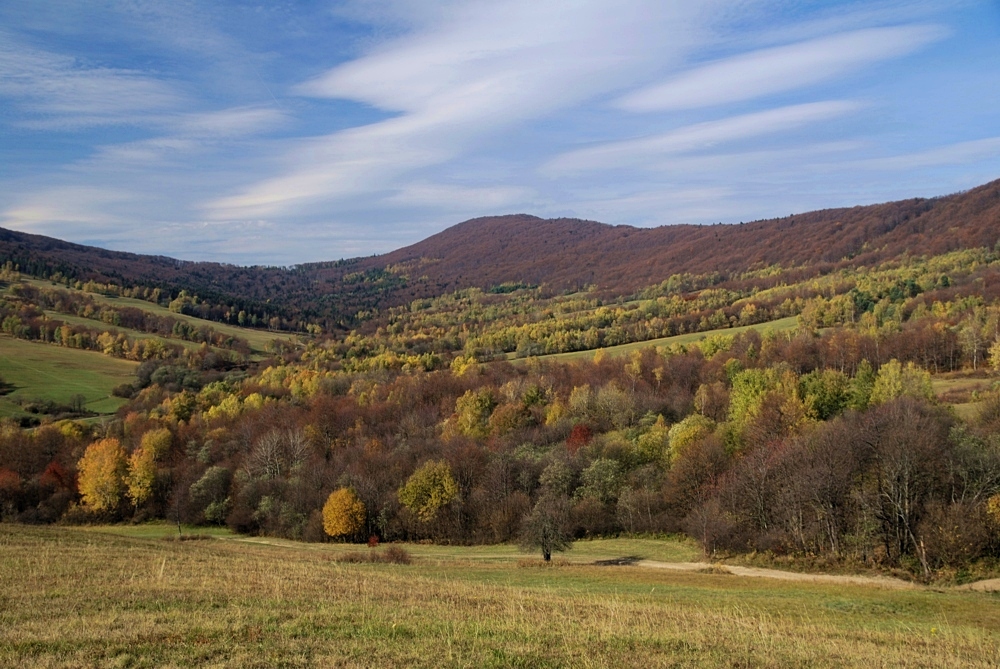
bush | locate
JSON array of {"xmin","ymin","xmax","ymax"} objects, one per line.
[{"xmin": 334, "ymin": 545, "xmax": 412, "ymax": 565}]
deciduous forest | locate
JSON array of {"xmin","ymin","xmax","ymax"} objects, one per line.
[{"xmin": 4, "ymin": 180, "xmax": 1000, "ymax": 580}]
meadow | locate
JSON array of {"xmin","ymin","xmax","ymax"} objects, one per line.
[
  {"xmin": 23, "ymin": 278, "xmax": 295, "ymax": 355},
  {"xmin": 521, "ymin": 316, "xmax": 799, "ymax": 362},
  {"xmin": 2, "ymin": 524, "xmax": 999, "ymax": 668},
  {"xmin": 0, "ymin": 336, "xmax": 136, "ymax": 417}
]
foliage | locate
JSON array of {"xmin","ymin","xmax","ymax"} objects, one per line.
[
  {"xmin": 519, "ymin": 493, "xmax": 572, "ymax": 561},
  {"xmin": 322, "ymin": 488, "xmax": 366, "ymax": 539},
  {"xmin": 869, "ymin": 359, "xmax": 935, "ymax": 405},
  {"xmin": 397, "ymin": 460, "xmax": 459, "ymax": 522},
  {"xmin": 125, "ymin": 428, "xmax": 171, "ymax": 506},
  {"xmin": 77, "ymin": 438, "xmax": 127, "ymax": 512}
]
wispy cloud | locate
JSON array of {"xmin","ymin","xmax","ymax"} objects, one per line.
[
  {"xmin": 0, "ymin": 0, "xmax": 993, "ymax": 263},
  {"xmin": 615, "ymin": 25, "xmax": 947, "ymax": 112},
  {"xmin": 857, "ymin": 137, "xmax": 1000, "ymax": 170},
  {"xmin": 545, "ymin": 101, "xmax": 861, "ymax": 174},
  {"xmin": 0, "ymin": 35, "xmax": 183, "ymax": 130},
  {"xmin": 204, "ymin": 0, "xmax": 718, "ymax": 220}
]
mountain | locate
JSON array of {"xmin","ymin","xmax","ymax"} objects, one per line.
[
  {"xmin": 2, "ymin": 178, "xmax": 999, "ymax": 326},
  {"xmin": 346, "ymin": 178, "xmax": 1000, "ymax": 294}
]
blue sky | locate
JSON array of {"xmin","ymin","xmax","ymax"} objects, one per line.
[{"xmin": 1, "ymin": 1, "xmax": 999, "ymax": 265}]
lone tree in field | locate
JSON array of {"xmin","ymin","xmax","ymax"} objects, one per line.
[
  {"xmin": 77, "ymin": 438, "xmax": 127, "ymax": 512},
  {"xmin": 397, "ymin": 460, "xmax": 459, "ymax": 522},
  {"xmin": 519, "ymin": 493, "xmax": 572, "ymax": 561},
  {"xmin": 322, "ymin": 487, "xmax": 366, "ymax": 539}
]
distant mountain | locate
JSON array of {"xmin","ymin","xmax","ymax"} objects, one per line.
[
  {"xmin": 2, "ymin": 178, "xmax": 999, "ymax": 327},
  {"xmin": 344, "ymin": 177, "xmax": 1000, "ymax": 295}
]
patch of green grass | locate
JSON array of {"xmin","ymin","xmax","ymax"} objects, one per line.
[
  {"xmin": 24, "ymin": 278, "xmax": 296, "ymax": 354},
  {"xmin": 518, "ymin": 316, "xmax": 800, "ymax": 362},
  {"xmin": 1, "ymin": 525, "xmax": 998, "ymax": 668},
  {"xmin": 0, "ymin": 336, "xmax": 136, "ymax": 416},
  {"xmin": 41, "ymin": 310, "xmax": 207, "ymax": 351}
]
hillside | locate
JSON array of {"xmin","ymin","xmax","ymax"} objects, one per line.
[
  {"xmin": 351, "ymin": 178, "xmax": 1000, "ymax": 295},
  {"xmin": 1, "ymin": 178, "xmax": 999, "ymax": 327}
]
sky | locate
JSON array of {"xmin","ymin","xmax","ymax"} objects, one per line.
[{"xmin": 1, "ymin": 1, "xmax": 999, "ymax": 266}]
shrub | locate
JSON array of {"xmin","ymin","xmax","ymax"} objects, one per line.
[{"xmin": 322, "ymin": 487, "xmax": 366, "ymax": 539}]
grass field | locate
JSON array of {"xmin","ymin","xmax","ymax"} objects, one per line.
[
  {"xmin": 2, "ymin": 524, "xmax": 999, "ymax": 668},
  {"xmin": 42, "ymin": 310, "xmax": 207, "ymax": 352},
  {"xmin": 516, "ymin": 316, "xmax": 800, "ymax": 363},
  {"xmin": 23, "ymin": 278, "xmax": 295, "ymax": 355},
  {"xmin": 0, "ymin": 336, "xmax": 136, "ymax": 416}
]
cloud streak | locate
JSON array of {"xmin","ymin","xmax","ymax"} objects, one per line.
[
  {"xmin": 615, "ymin": 25, "xmax": 947, "ymax": 112},
  {"xmin": 204, "ymin": 0, "xmax": 718, "ymax": 220},
  {"xmin": 545, "ymin": 101, "xmax": 861, "ymax": 173}
]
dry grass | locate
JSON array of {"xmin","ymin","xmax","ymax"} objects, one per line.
[{"xmin": 2, "ymin": 524, "xmax": 1000, "ymax": 667}]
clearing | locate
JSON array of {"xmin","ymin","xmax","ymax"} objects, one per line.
[
  {"xmin": 515, "ymin": 315, "xmax": 800, "ymax": 362},
  {"xmin": 2, "ymin": 524, "xmax": 998, "ymax": 667},
  {"xmin": 0, "ymin": 336, "xmax": 136, "ymax": 417},
  {"xmin": 22, "ymin": 278, "xmax": 296, "ymax": 355}
]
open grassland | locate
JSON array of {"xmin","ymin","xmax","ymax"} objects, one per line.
[
  {"xmin": 520, "ymin": 316, "xmax": 800, "ymax": 362},
  {"xmin": 23, "ymin": 278, "xmax": 295, "ymax": 355},
  {"xmin": 2, "ymin": 525, "xmax": 999, "ymax": 668},
  {"xmin": 0, "ymin": 336, "xmax": 135, "ymax": 416}
]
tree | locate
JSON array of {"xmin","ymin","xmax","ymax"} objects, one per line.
[
  {"xmin": 125, "ymin": 428, "xmax": 171, "ymax": 506},
  {"xmin": 398, "ymin": 460, "xmax": 459, "ymax": 522},
  {"xmin": 519, "ymin": 493, "xmax": 572, "ymax": 561},
  {"xmin": 453, "ymin": 389, "xmax": 497, "ymax": 438},
  {"xmin": 869, "ymin": 359, "xmax": 934, "ymax": 405},
  {"xmin": 77, "ymin": 438, "xmax": 127, "ymax": 512},
  {"xmin": 322, "ymin": 488, "xmax": 366, "ymax": 539}
]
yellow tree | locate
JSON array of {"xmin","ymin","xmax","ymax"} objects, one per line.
[
  {"xmin": 398, "ymin": 460, "xmax": 459, "ymax": 522},
  {"xmin": 322, "ymin": 488, "xmax": 366, "ymax": 538},
  {"xmin": 125, "ymin": 428, "xmax": 172, "ymax": 506},
  {"xmin": 77, "ymin": 438, "xmax": 127, "ymax": 512}
]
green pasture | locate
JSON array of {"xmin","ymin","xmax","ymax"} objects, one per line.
[
  {"xmin": 0, "ymin": 336, "xmax": 136, "ymax": 416},
  {"xmin": 516, "ymin": 315, "xmax": 800, "ymax": 363},
  {"xmin": 42, "ymin": 310, "xmax": 205, "ymax": 351},
  {"xmin": 23, "ymin": 278, "xmax": 295, "ymax": 354},
  {"xmin": 88, "ymin": 522, "xmax": 702, "ymax": 564},
  {"xmin": 2, "ymin": 524, "xmax": 998, "ymax": 667}
]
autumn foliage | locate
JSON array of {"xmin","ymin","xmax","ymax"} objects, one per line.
[
  {"xmin": 322, "ymin": 488, "xmax": 366, "ymax": 539},
  {"xmin": 77, "ymin": 438, "xmax": 127, "ymax": 512}
]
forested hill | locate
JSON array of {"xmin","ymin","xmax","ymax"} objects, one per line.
[
  {"xmin": 343, "ymin": 177, "xmax": 1000, "ymax": 294},
  {"xmin": 1, "ymin": 177, "xmax": 999, "ymax": 327}
]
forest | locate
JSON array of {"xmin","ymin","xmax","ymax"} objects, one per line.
[{"xmin": 4, "ymin": 215, "xmax": 1000, "ymax": 579}]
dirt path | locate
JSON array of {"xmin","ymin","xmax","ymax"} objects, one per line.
[{"xmin": 636, "ymin": 559, "xmax": 919, "ymax": 590}]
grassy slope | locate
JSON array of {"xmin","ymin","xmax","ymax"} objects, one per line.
[
  {"xmin": 23, "ymin": 278, "xmax": 294, "ymax": 354},
  {"xmin": 516, "ymin": 316, "xmax": 800, "ymax": 362},
  {"xmin": 42, "ymin": 310, "xmax": 205, "ymax": 351},
  {"xmin": 2, "ymin": 525, "xmax": 998, "ymax": 668},
  {"xmin": 0, "ymin": 336, "xmax": 136, "ymax": 416}
]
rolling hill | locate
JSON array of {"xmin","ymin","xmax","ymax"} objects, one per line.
[{"xmin": 1, "ymin": 178, "xmax": 999, "ymax": 325}]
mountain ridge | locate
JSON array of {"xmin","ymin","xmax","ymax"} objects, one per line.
[{"xmin": 2, "ymin": 178, "xmax": 999, "ymax": 327}]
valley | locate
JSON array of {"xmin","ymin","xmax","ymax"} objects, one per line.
[{"xmin": 3, "ymin": 181, "xmax": 1000, "ymax": 667}]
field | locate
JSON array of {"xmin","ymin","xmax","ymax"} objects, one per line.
[
  {"xmin": 0, "ymin": 336, "xmax": 136, "ymax": 416},
  {"xmin": 23, "ymin": 279, "xmax": 295, "ymax": 355},
  {"xmin": 2, "ymin": 525, "xmax": 999, "ymax": 668},
  {"xmin": 520, "ymin": 316, "xmax": 800, "ymax": 363}
]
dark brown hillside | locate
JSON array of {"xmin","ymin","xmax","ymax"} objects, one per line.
[{"xmin": 342, "ymin": 178, "xmax": 1000, "ymax": 295}]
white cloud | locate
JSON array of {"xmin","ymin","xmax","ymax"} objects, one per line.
[
  {"xmin": 0, "ymin": 35, "xmax": 183, "ymax": 129},
  {"xmin": 386, "ymin": 182, "xmax": 534, "ymax": 209},
  {"xmin": 1, "ymin": 186, "xmax": 134, "ymax": 232},
  {"xmin": 545, "ymin": 101, "xmax": 861, "ymax": 174},
  {"xmin": 616, "ymin": 25, "xmax": 947, "ymax": 112},
  {"xmin": 858, "ymin": 137, "xmax": 1000, "ymax": 170},
  {"xmin": 204, "ymin": 0, "xmax": 719, "ymax": 220}
]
